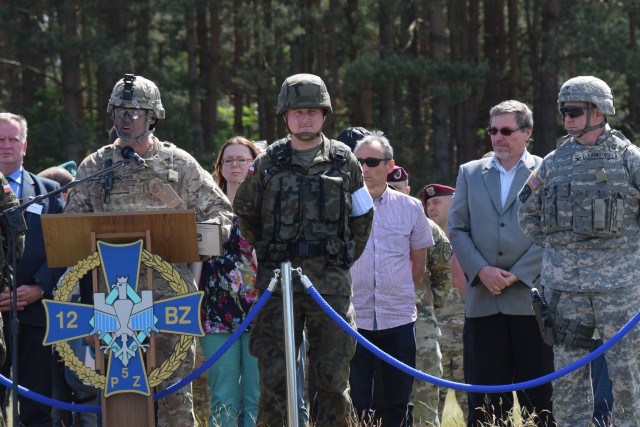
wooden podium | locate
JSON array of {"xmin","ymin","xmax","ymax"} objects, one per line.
[{"xmin": 42, "ymin": 209, "xmax": 200, "ymax": 427}]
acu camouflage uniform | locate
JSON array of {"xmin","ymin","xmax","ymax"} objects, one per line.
[
  {"xmin": 64, "ymin": 138, "xmax": 233, "ymax": 427},
  {"xmin": 434, "ymin": 287, "xmax": 466, "ymax": 422},
  {"xmin": 233, "ymin": 134, "xmax": 373, "ymax": 427},
  {"xmin": 519, "ymin": 125, "xmax": 640, "ymax": 427},
  {"xmin": 412, "ymin": 219, "xmax": 450, "ymax": 426}
]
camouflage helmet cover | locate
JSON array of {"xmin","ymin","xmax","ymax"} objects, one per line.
[
  {"xmin": 107, "ymin": 74, "xmax": 166, "ymax": 119},
  {"xmin": 557, "ymin": 76, "xmax": 615, "ymax": 115},
  {"xmin": 276, "ymin": 73, "xmax": 332, "ymax": 115}
]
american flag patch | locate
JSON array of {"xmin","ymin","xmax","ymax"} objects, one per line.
[
  {"xmin": 3, "ymin": 184, "xmax": 10, "ymax": 193},
  {"xmin": 526, "ymin": 172, "xmax": 540, "ymax": 190},
  {"xmin": 247, "ymin": 163, "xmax": 255, "ymax": 175}
]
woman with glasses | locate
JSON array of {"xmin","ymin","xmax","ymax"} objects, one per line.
[{"xmin": 200, "ymin": 136, "xmax": 261, "ymax": 427}]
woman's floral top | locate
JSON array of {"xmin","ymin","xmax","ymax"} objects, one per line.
[{"xmin": 199, "ymin": 217, "xmax": 258, "ymax": 334}]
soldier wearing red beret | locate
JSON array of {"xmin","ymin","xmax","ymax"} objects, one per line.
[{"xmin": 421, "ymin": 184, "xmax": 455, "ymax": 233}]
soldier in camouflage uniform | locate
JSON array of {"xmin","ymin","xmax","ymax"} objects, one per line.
[
  {"xmin": 421, "ymin": 184, "xmax": 468, "ymax": 422},
  {"xmin": 233, "ymin": 74, "xmax": 374, "ymax": 426},
  {"xmin": 414, "ymin": 220, "xmax": 450, "ymax": 426},
  {"xmin": 387, "ymin": 167, "xmax": 450, "ymax": 426},
  {"xmin": 64, "ymin": 74, "xmax": 233, "ymax": 427},
  {"xmin": 519, "ymin": 76, "xmax": 640, "ymax": 427}
]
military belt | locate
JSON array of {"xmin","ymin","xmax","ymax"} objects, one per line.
[{"xmin": 289, "ymin": 241, "xmax": 324, "ymax": 257}]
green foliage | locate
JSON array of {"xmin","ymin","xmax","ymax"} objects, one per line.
[
  {"xmin": 23, "ymin": 86, "xmax": 99, "ymax": 173},
  {"xmin": 0, "ymin": 0, "xmax": 639, "ymax": 184}
]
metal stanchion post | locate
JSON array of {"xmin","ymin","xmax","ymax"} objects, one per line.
[{"xmin": 280, "ymin": 261, "xmax": 299, "ymax": 427}]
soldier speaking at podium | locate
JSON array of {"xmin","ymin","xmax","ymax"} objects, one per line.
[{"xmin": 64, "ymin": 74, "xmax": 233, "ymax": 426}]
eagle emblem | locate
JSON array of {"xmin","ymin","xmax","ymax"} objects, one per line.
[{"xmin": 91, "ymin": 276, "xmax": 159, "ymax": 367}]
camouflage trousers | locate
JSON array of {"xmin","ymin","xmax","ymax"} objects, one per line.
[
  {"xmin": 250, "ymin": 292, "xmax": 356, "ymax": 427},
  {"xmin": 435, "ymin": 289, "xmax": 467, "ymax": 422},
  {"xmin": 413, "ymin": 305, "xmax": 443, "ymax": 426},
  {"xmin": 546, "ymin": 285, "xmax": 640, "ymax": 427},
  {"xmin": 151, "ymin": 265, "xmax": 197, "ymax": 427}
]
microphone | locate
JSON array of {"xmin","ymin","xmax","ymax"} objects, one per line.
[{"xmin": 120, "ymin": 145, "xmax": 146, "ymax": 166}]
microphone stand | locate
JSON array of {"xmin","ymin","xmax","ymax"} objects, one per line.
[{"xmin": 0, "ymin": 158, "xmax": 137, "ymax": 427}]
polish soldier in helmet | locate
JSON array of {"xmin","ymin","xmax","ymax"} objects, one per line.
[
  {"xmin": 519, "ymin": 76, "xmax": 640, "ymax": 426},
  {"xmin": 64, "ymin": 74, "xmax": 233, "ymax": 426},
  {"xmin": 233, "ymin": 73, "xmax": 374, "ymax": 426}
]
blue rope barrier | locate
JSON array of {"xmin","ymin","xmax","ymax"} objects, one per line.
[
  {"xmin": 153, "ymin": 288, "xmax": 273, "ymax": 400},
  {"xmin": 1, "ymin": 288, "xmax": 274, "ymax": 413},
  {"xmin": 303, "ymin": 280, "xmax": 640, "ymax": 394},
  {"xmin": 11, "ymin": 268, "xmax": 639, "ymax": 413},
  {"xmin": 0, "ymin": 372, "xmax": 101, "ymax": 413}
]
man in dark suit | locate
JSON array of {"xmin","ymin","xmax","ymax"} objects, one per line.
[
  {"xmin": 448, "ymin": 100, "xmax": 554, "ymax": 426},
  {"xmin": 0, "ymin": 113, "xmax": 65, "ymax": 426}
]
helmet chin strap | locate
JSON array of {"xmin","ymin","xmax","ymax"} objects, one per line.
[
  {"xmin": 284, "ymin": 116, "xmax": 323, "ymax": 143},
  {"xmin": 568, "ymin": 107, "xmax": 606, "ymax": 138},
  {"xmin": 292, "ymin": 131, "xmax": 321, "ymax": 142}
]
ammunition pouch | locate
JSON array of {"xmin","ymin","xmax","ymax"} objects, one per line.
[
  {"xmin": 554, "ymin": 317, "xmax": 596, "ymax": 350},
  {"xmin": 531, "ymin": 288, "xmax": 596, "ymax": 350}
]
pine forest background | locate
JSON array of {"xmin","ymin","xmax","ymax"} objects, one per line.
[{"xmin": 1, "ymin": 0, "xmax": 639, "ymax": 192}]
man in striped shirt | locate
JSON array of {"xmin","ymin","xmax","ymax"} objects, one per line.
[{"xmin": 349, "ymin": 131, "xmax": 433, "ymax": 426}]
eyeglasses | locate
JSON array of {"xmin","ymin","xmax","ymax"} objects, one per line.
[
  {"xmin": 357, "ymin": 157, "xmax": 391, "ymax": 168},
  {"xmin": 559, "ymin": 106, "xmax": 586, "ymax": 119},
  {"xmin": 222, "ymin": 157, "xmax": 253, "ymax": 166},
  {"xmin": 485, "ymin": 126, "xmax": 524, "ymax": 136},
  {"xmin": 114, "ymin": 108, "xmax": 147, "ymax": 121}
]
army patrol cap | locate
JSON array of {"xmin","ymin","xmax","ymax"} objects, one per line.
[
  {"xmin": 107, "ymin": 74, "xmax": 166, "ymax": 119},
  {"xmin": 276, "ymin": 73, "xmax": 332, "ymax": 116},
  {"xmin": 558, "ymin": 76, "xmax": 615, "ymax": 115},
  {"xmin": 421, "ymin": 184, "xmax": 455, "ymax": 204}
]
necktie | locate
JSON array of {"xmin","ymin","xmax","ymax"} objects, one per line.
[{"xmin": 6, "ymin": 176, "xmax": 19, "ymax": 199}]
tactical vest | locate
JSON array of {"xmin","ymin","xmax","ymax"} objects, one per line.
[
  {"xmin": 542, "ymin": 131, "xmax": 640, "ymax": 247},
  {"xmin": 91, "ymin": 142, "xmax": 183, "ymax": 212},
  {"xmin": 255, "ymin": 138, "xmax": 356, "ymax": 266}
]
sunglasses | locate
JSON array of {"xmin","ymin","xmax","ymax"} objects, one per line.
[
  {"xmin": 485, "ymin": 126, "xmax": 524, "ymax": 136},
  {"xmin": 357, "ymin": 157, "xmax": 391, "ymax": 167},
  {"xmin": 114, "ymin": 108, "xmax": 147, "ymax": 121},
  {"xmin": 559, "ymin": 106, "xmax": 586, "ymax": 119}
]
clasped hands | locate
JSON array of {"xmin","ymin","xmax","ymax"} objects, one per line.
[
  {"xmin": 0, "ymin": 285, "xmax": 43, "ymax": 312},
  {"xmin": 478, "ymin": 266, "xmax": 518, "ymax": 296}
]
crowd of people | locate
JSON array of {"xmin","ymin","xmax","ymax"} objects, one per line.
[{"xmin": 0, "ymin": 71, "xmax": 633, "ymax": 427}]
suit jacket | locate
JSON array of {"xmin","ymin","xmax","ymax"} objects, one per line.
[
  {"xmin": 5, "ymin": 170, "xmax": 65, "ymax": 326},
  {"xmin": 448, "ymin": 152, "xmax": 543, "ymax": 318}
]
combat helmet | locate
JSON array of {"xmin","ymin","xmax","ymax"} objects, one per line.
[
  {"xmin": 107, "ymin": 74, "xmax": 166, "ymax": 119},
  {"xmin": 557, "ymin": 76, "xmax": 615, "ymax": 115},
  {"xmin": 107, "ymin": 74, "xmax": 165, "ymax": 144},
  {"xmin": 276, "ymin": 74, "xmax": 332, "ymax": 116}
]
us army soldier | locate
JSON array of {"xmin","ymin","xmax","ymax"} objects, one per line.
[
  {"xmin": 518, "ymin": 76, "xmax": 640, "ymax": 426},
  {"xmin": 64, "ymin": 74, "xmax": 233, "ymax": 427}
]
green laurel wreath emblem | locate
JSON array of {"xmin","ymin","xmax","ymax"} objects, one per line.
[{"xmin": 54, "ymin": 249, "xmax": 193, "ymax": 389}]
